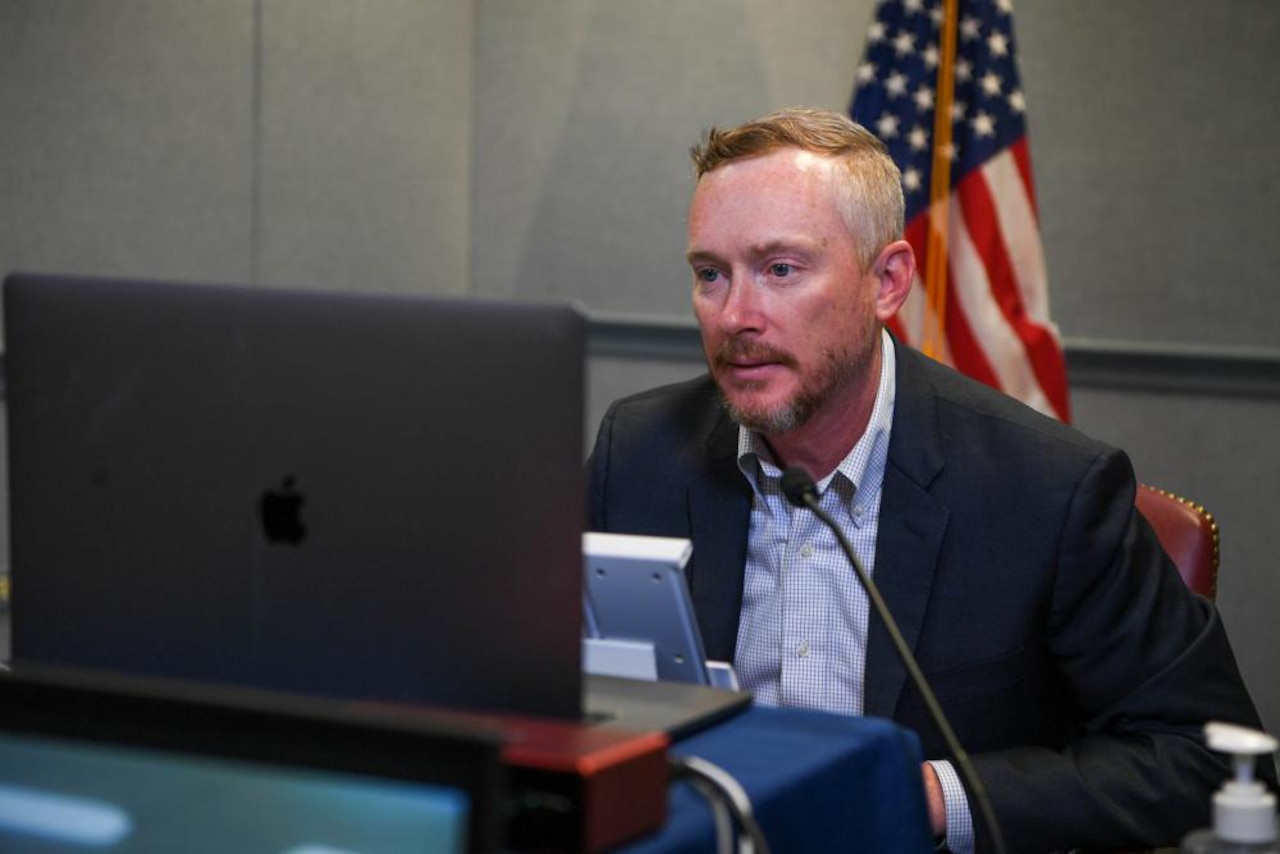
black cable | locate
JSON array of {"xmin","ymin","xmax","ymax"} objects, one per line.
[{"xmin": 782, "ymin": 466, "xmax": 1007, "ymax": 854}]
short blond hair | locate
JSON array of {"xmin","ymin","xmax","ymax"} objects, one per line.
[{"xmin": 690, "ymin": 107, "xmax": 904, "ymax": 270}]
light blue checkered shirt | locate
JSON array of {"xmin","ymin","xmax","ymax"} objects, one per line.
[{"xmin": 732, "ymin": 331, "xmax": 974, "ymax": 853}]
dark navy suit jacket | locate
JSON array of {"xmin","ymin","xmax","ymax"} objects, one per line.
[{"xmin": 587, "ymin": 340, "xmax": 1268, "ymax": 853}]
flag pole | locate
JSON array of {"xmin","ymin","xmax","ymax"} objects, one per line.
[{"xmin": 923, "ymin": 0, "xmax": 959, "ymax": 360}]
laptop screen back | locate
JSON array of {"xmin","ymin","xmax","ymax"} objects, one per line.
[{"xmin": 4, "ymin": 272, "xmax": 586, "ymax": 720}]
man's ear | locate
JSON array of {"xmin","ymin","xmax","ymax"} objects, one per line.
[{"xmin": 872, "ymin": 239, "xmax": 916, "ymax": 322}]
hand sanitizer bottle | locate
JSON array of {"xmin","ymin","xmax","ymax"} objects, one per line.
[{"xmin": 1181, "ymin": 721, "xmax": 1279, "ymax": 853}]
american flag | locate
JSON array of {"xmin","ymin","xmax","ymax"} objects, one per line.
[{"xmin": 851, "ymin": 0, "xmax": 1070, "ymax": 421}]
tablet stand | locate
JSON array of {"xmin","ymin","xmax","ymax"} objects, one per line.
[{"xmin": 582, "ymin": 638, "xmax": 739, "ymax": 690}]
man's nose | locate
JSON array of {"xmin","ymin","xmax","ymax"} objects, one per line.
[{"xmin": 719, "ymin": 277, "xmax": 766, "ymax": 335}]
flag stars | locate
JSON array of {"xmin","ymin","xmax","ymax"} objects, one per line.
[
  {"xmin": 908, "ymin": 125, "xmax": 929, "ymax": 151},
  {"xmin": 996, "ymin": 0, "xmax": 1014, "ymax": 14},
  {"xmin": 902, "ymin": 167, "xmax": 923, "ymax": 193},
  {"xmin": 971, "ymin": 111, "xmax": 997, "ymax": 138},
  {"xmin": 930, "ymin": 6, "xmax": 945, "ymax": 27},
  {"xmin": 876, "ymin": 113, "xmax": 901, "ymax": 139},
  {"xmin": 980, "ymin": 71, "xmax": 1003, "ymax": 97},
  {"xmin": 852, "ymin": 0, "xmax": 1033, "ymax": 197},
  {"xmin": 892, "ymin": 29, "xmax": 917, "ymax": 57},
  {"xmin": 914, "ymin": 85, "xmax": 935, "ymax": 111}
]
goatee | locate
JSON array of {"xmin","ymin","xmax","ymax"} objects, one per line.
[{"xmin": 711, "ymin": 329, "xmax": 876, "ymax": 437}]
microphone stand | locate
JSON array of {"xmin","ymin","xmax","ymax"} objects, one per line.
[{"xmin": 782, "ymin": 466, "xmax": 1006, "ymax": 854}]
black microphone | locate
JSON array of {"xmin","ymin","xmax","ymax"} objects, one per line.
[
  {"xmin": 782, "ymin": 465, "xmax": 1006, "ymax": 854},
  {"xmin": 780, "ymin": 466, "xmax": 820, "ymax": 508}
]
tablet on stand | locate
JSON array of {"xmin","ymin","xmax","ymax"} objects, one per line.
[{"xmin": 582, "ymin": 532, "xmax": 738, "ymax": 690}]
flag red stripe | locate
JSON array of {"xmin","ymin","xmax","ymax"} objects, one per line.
[
  {"xmin": 942, "ymin": 265, "xmax": 1003, "ymax": 391},
  {"xmin": 954, "ymin": 165, "xmax": 1070, "ymax": 420},
  {"xmin": 902, "ymin": 212, "xmax": 1004, "ymax": 392}
]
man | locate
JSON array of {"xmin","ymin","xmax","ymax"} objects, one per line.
[{"xmin": 587, "ymin": 108, "xmax": 1269, "ymax": 853}]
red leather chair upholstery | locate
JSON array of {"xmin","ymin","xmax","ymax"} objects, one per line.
[{"xmin": 1134, "ymin": 483, "xmax": 1219, "ymax": 600}]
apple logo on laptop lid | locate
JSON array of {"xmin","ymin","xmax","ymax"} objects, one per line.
[{"xmin": 259, "ymin": 475, "xmax": 307, "ymax": 546}]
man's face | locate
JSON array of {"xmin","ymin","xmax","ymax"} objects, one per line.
[{"xmin": 687, "ymin": 148, "xmax": 881, "ymax": 435}]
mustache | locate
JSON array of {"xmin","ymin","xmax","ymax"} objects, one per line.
[{"xmin": 710, "ymin": 338, "xmax": 797, "ymax": 370}]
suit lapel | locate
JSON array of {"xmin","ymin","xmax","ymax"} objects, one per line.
[
  {"xmin": 687, "ymin": 414, "xmax": 752, "ymax": 663},
  {"xmin": 863, "ymin": 344, "xmax": 950, "ymax": 719}
]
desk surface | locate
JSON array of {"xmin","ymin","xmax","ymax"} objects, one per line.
[{"xmin": 622, "ymin": 705, "xmax": 933, "ymax": 853}]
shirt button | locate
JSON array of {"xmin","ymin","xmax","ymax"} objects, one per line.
[
  {"xmin": 800, "ymin": 544, "xmax": 814, "ymax": 558},
  {"xmin": 797, "ymin": 640, "xmax": 811, "ymax": 658},
  {"xmin": 853, "ymin": 504, "xmax": 865, "ymax": 520}
]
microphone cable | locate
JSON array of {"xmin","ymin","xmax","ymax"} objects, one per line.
[{"xmin": 782, "ymin": 465, "xmax": 1007, "ymax": 854}]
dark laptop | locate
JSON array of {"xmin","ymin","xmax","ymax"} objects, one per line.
[{"xmin": 3, "ymin": 272, "xmax": 748, "ymax": 735}]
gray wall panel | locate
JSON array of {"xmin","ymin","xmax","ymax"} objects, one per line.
[
  {"xmin": 0, "ymin": 1, "xmax": 255, "ymax": 295},
  {"xmin": 1018, "ymin": 0, "xmax": 1280, "ymax": 350},
  {"xmin": 471, "ymin": 1, "xmax": 873, "ymax": 307},
  {"xmin": 257, "ymin": 0, "xmax": 472, "ymax": 294}
]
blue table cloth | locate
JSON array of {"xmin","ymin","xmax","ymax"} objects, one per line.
[{"xmin": 621, "ymin": 706, "xmax": 934, "ymax": 853}]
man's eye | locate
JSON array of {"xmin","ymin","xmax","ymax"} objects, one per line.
[
  {"xmin": 696, "ymin": 268, "xmax": 721, "ymax": 283},
  {"xmin": 769, "ymin": 263, "xmax": 794, "ymax": 277}
]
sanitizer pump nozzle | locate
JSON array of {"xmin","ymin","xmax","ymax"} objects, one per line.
[{"xmin": 1181, "ymin": 721, "xmax": 1279, "ymax": 853}]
